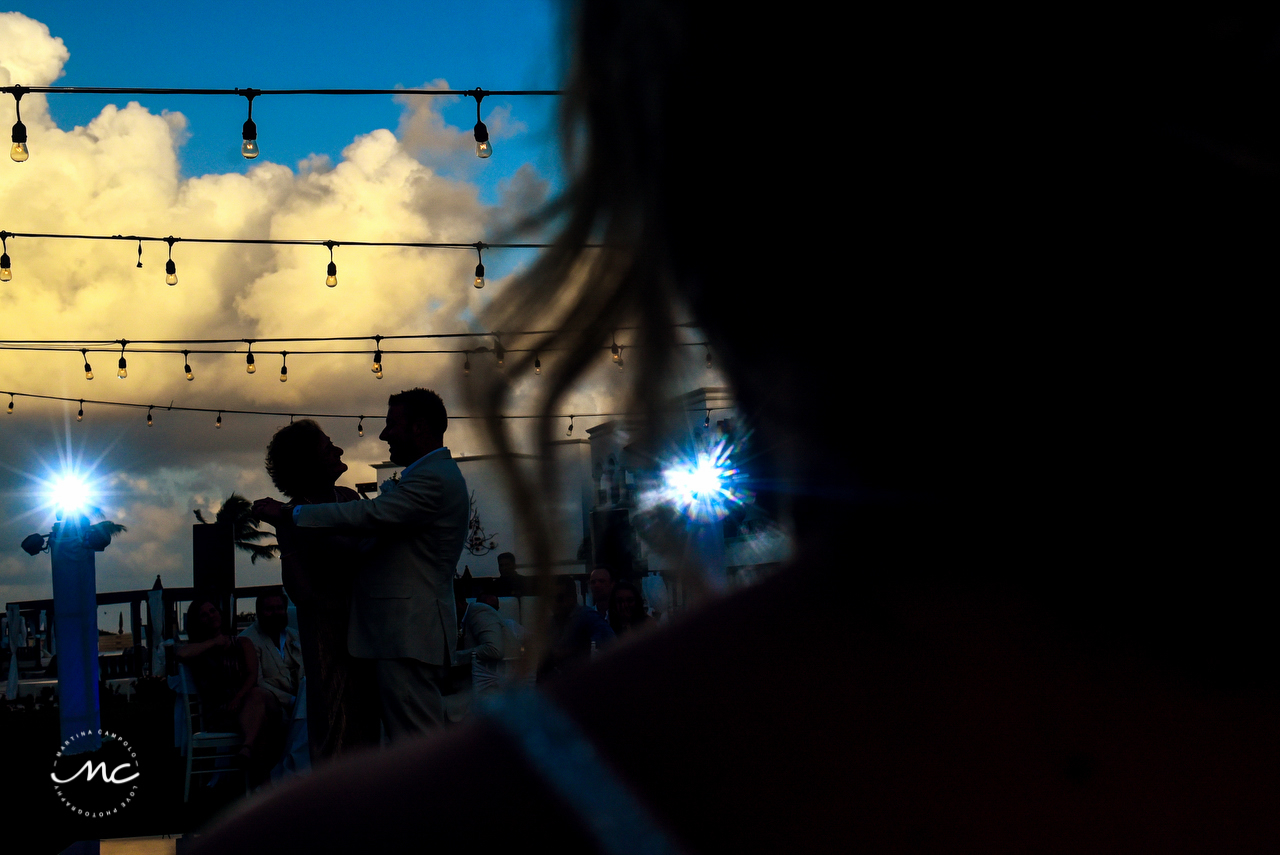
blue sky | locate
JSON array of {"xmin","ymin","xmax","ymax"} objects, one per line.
[
  {"xmin": 0, "ymin": 2, "xmax": 585, "ymax": 629},
  {"xmin": 26, "ymin": 0, "xmax": 565, "ymax": 199}
]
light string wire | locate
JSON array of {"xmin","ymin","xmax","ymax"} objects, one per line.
[
  {"xmin": 2, "ymin": 86, "xmax": 561, "ymax": 97},
  {"xmin": 0, "ymin": 388, "xmax": 733, "ymax": 425},
  {"xmin": 0, "ymin": 326, "xmax": 707, "ymax": 358}
]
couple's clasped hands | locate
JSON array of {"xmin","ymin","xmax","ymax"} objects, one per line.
[{"xmin": 252, "ymin": 497, "xmax": 290, "ymax": 527}]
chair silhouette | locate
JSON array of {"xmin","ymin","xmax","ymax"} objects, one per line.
[{"xmin": 179, "ymin": 664, "xmax": 249, "ymax": 802}]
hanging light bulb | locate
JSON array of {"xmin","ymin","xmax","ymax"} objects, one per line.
[
  {"xmin": 146, "ymin": 407, "xmax": 153, "ymax": 427},
  {"xmin": 279, "ymin": 352, "xmax": 288, "ymax": 383},
  {"xmin": 372, "ymin": 337, "xmax": 383, "ymax": 378},
  {"xmin": 183, "ymin": 350, "xmax": 194, "ymax": 381},
  {"xmin": 77, "ymin": 401, "xmax": 84, "ymax": 422},
  {"xmin": 704, "ymin": 409, "xmax": 711, "ymax": 429},
  {"xmin": 611, "ymin": 335, "xmax": 620, "ymax": 363},
  {"xmin": 241, "ymin": 92, "xmax": 259, "ymax": 159},
  {"xmin": 10, "ymin": 90, "xmax": 28, "ymax": 162},
  {"xmin": 7, "ymin": 394, "xmax": 13, "ymax": 414},
  {"xmin": 357, "ymin": 417, "xmax": 364, "ymax": 437},
  {"xmin": 215, "ymin": 412, "xmax": 223, "ymax": 429},
  {"xmin": 463, "ymin": 353, "xmax": 471, "ymax": 376},
  {"xmin": 117, "ymin": 343, "xmax": 128, "ymax": 379},
  {"xmin": 706, "ymin": 347, "xmax": 712, "ymax": 368},
  {"xmin": 473, "ymin": 243, "xmax": 486, "ymax": 288},
  {"xmin": 164, "ymin": 237, "xmax": 178, "ymax": 286},
  {"xmin": 616, "ymin": 346, "xmax": 624, "ymax": 370},
  {"xmin": 136, "ymin": 240, "xmax": 143, "ymax": 269},
  {"xmin": 325, "ymin": 241, "xmax": 338, "ymax": 287},
  {"xmin": 82, "ymin": 349, "xmax": 94, "ymax": 380},
  {"xmin": 246, "ymin": 343, "xmax": 256, "ymax": 374},
  {"xmin": 534, "ymin": 354, "xmax": 541, "ymax": 375},
  {"xmin": 471, "ymin": 90, "xmax": 492, "ymax": 158},
  {"xmin": 0, "ymin": 234, "xmax": 11, "ymax": 281},
  {"xmin": 566, "ymin": 415, "xmax": 574, "ymax": 437}
]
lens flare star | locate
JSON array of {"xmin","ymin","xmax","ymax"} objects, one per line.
[{"xmin": 649, "ymin": 437, "xmax": 748, "ymax": 522}]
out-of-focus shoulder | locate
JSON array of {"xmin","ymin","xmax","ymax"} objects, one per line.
[{"xmin": 335, "ymin": 486, "xmax": 362, "ymax": 502}]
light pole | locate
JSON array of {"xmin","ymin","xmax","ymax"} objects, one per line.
[{"xmin": 22, "ymin": 497, "xmax": 123, "ymax": 754}]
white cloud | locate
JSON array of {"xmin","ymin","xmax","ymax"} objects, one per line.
[{"xmin": 0, "ymin": 13, "xmax": 635, "ymax": 608}]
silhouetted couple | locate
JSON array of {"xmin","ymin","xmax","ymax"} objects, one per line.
[{"xmin": 252, "ymin": 388, "xmax": 468, "ymax": 757}]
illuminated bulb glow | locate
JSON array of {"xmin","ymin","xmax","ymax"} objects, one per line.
[
  {"xmin": 50, "ymin": 474, "xmax": 92, "ymax": 516},
  {"xmin": 474, "ymin": 121, "xmax": 492, "ymax": 158},
  {"xmin": 242, "ymin": 118, "xmax": 259, "ymax": 159},
  {"xmin": 117, "ymin": 356, "xmax": 127, "ymax": 379},
  {"xmin": 10, "ymin": 118, "xmax": 28, "ymax": 162},
  {"xmin": 1, "ymin": 251, "xmax": 11, "ymax": 281},
  {"xmin": 215, "ymin": 413, "xmax": 222, "ymax": 429},
  {"xmin": 326, "ymin": 260, "xmax": 337, "ymax": 287},
  {"xmin": 357, "ymin": 419, "xmax": 364, "ymax": 437},
  {"xmin": 246, "ymin": 352, "xmax": 256, "ymax": 374},
  {"xmin": 165, "ymin": 259, "xmax": 177, "ymax": 286},
  {"xmin": 474, "ymin": 262, "xmax": 485, "ymax": 289},
  {"xmin": 185, "ymin": 364, "xmax": 194, "ymax": 381}
]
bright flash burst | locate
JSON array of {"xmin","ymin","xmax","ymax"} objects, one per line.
[
  {"xmin": 652, "ymin": 438, "xmax": 747, "ymax": 522},
  {"xmin": 50, "ymin": 473, "xmax": 94, "ymax": 517}
]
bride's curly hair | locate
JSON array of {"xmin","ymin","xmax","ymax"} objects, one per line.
[{"xmin": 264, "ymin": 419, "xmax": 328, "ymax": 501}]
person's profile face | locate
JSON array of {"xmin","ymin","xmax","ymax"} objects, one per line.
[
  {"xmin": 314, "ymin": 431, "xmax": 347, "ymax": 483},
  {"xmin": 379, "ymin": 405, "xmax": 414, "ymax": 466}
]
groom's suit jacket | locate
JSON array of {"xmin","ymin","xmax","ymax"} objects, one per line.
[{"xmin": 295, "ymin": 448, "xmax": 469, "ymax": 667}]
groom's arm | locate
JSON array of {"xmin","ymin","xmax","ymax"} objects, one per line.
[{"xmin": 295, "ymin": 468, "xmax": 450, "ymax": 534}]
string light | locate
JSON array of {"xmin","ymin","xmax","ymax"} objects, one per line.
[
  {"xmin": 494, "ymin": 336, "xmax": 505, "ymax": 366},
  {"xmin": 534, "ymin": 353, "xmax": 541, "ymax": 375},
  {"xmin": 164, "ymin": 237, "xmax": 178, "ymax": 286},
  {"xmin": 704, "ymin": 409, "xmax": 711, "ymax": 429},
  {"xmin": 215, "ymin": 411, "xmax": 222, "ymax": 429},
  {"xmin": 183, "ymin": 350, "xmax": 194, "ymax": 381},
  {"xmin": 279, "ymin": 352, "xmax": 288, "ymax": 383},
  {"xmin": 566, "ymin": 414, "xmax": 574, "ymax": 436},
  {"xmin": 473, "ymin": 243, "xmax": 485, "ymax": 289},
  {"xmin": 357, "ymin": 416, "xmax": 364, "ymax": 437},
  {"xmin": 0, "ymin": 232, "xmax": 11, "ymax": 281},
  {"xmin": 325, "ymin": 240, "xmax": 338, "ymax": 287},
  {"xmin": 0, "ymin": 230, "xmax": 576, "ymax": 289},
  {"xmin": 81, "ymin": 349, "xmax": 93, "ymax": 380},
  {"xmin": 146, "ymin": 406, "xmax": 153, "ymax": 427},
  {"xmin": 240, "ymin": 89, "xmax": 259, "ymax": 159},
  {"xmin": 706, "ymin": 347, "xmax": 712, "ymax": 368},
  {"xmin": 9, "ymin": 87, "xmax": 28, "ymax": 162},
  {"xmin": 471, "ymin": 89, "xmax": 492, "ymax": 159},
  {"xmin": 463, "ymin": 353, "xmax": 471, "ymax": 376},
  {"xmin": 616, "ymin": 345, "xmax": 624, "ymax": 370},
  {"xmin": 2, "ymin": 85, "xmax": 561, "ymax": 161},
  {"xmin": 117, "ymin": 342, "xmax": 128, "ymax": 379},
  {"xmin": 372, "ymin": 336, "xmax": 383, "ymax": 379},
  {"xmin": 77, "ymin": 400, "xmax": 85, "ymax": 422},
  {"xmin": 611, "ymin": 334, "xmax": 620, "ymax": 363},
  {"xmin": 2, "ymin": 388, "xmax": 710, "ymax": 425},
  {"xmin": 246, "ymin": 342, "xmax": 256, "ymax": 374}
]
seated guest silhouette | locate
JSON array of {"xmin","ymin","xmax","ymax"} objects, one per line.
[{"xmin": 178, "ymin": 598, "xmax": 282, "ymax": 782}]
